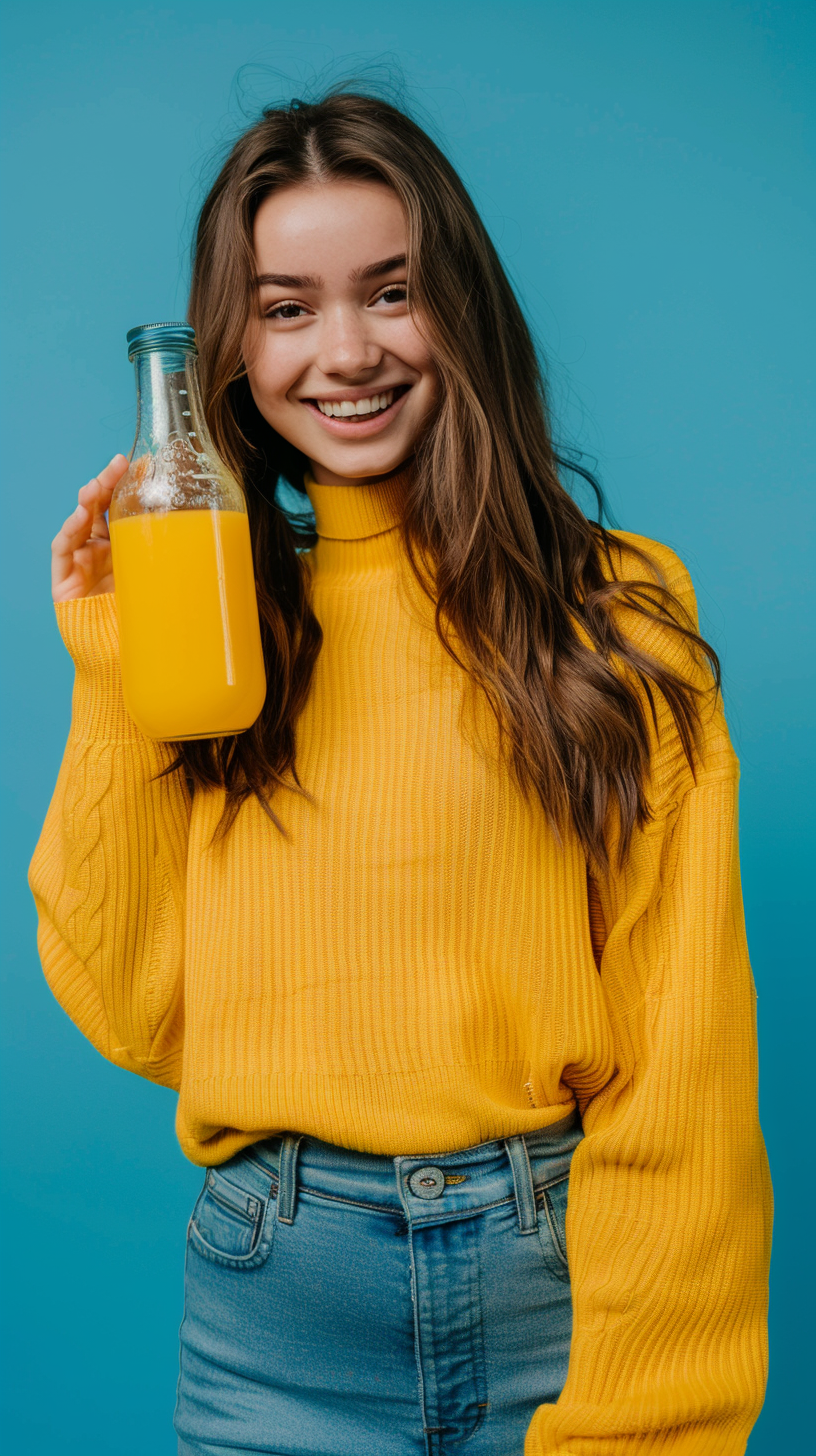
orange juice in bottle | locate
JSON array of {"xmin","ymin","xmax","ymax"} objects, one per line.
[{"xmin": 109, "ymin": 322, "xmax": 266, "ymax": 741}]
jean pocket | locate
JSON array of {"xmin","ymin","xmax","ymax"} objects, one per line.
[
  {"xmin": 188, "ymin": 1166, "xmax": 276, "ymax": 1270},
  {"xmin": 535, "ymin": 1171, "xmax": 570, "ymax": 1282}
]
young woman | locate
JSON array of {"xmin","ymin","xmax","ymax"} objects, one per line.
[{"xmin": 32, "ymin": 92, "xmax": 772, "ymax": 1456}]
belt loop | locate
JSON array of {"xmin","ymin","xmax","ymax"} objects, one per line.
[
  {"xmin": 505, "ymin": 1135, "xmax": 538, "ymax": 1234},
  {"xmin": 276, "ymin": 1134, "xmax": 304, "ymax": 1225}
]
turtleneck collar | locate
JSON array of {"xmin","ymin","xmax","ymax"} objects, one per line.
[{"xmin": 302, "ymin": 469, "xmax": 409, "ymax": 542}]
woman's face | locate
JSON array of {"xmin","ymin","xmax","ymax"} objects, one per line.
[{"xmin": 243, "ymin": 179, "xmax": 439, "ymax": 488}]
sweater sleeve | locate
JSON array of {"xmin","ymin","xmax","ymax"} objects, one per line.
[
  {"xmin": 526, "ymin": 546, "xmax": 773, "ymax": 1455},
  {"xmin": 28, "ymin": 593, "xmax": 191, "ymax": 1088}
]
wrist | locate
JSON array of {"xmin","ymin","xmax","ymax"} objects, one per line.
[{"xmin": 55, "ymin": 592, "xmax": 120, "ymax": 672}]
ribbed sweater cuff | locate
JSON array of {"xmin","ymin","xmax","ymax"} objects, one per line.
[{"xmin": 55, "ymin": 593, "xmax": 139, "ymax": 742}]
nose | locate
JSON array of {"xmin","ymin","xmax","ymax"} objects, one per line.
[{"xmin": 314, "ymin": 302, "xmax": 383, "ymax": 379}]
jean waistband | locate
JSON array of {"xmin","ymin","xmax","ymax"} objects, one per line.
[{"xmin": 220, "ymin": 1107, "xmax": 583, "ymax": 1234}]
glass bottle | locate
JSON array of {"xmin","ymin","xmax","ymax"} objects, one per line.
[{"xmin": 109, "ymin": 322, "xmax": 267, "ymax": 741}]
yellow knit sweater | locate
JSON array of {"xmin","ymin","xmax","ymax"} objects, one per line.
[{"xmin": 29, "ymin": 474, "xmax": 772, "ymax": 1454}]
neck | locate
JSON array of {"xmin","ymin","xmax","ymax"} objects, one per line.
[
  {"xmin": 303, "ymin": 466, "xmax": 412, "ymax": 542},
  {"xmin": 308, "ymin": 457, "xmax": 414, "ymax": 490}
]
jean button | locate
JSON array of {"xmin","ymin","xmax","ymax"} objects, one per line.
[{"xmin": 408, "ymin": 1165, "xmax": 446, "ymax": 1199}]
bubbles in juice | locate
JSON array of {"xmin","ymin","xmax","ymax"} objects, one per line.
[{"xmin": 109, "ymin": 508, "xmax": 267, "ymax": 740}]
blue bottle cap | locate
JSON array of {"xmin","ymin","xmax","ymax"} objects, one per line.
[{"xmin": 126, "ymin": 322, "xmax": 197, "ymax": 360}]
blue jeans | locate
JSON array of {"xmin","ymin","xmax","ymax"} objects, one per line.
[{"xmin": 174, "ymin": 1110, "xmax": 584, "ymax": 1456}]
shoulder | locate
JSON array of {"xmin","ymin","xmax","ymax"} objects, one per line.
[
  {"xmin": 595, "ymin": 529, "xmax": 737, "ymax": 793},
  {"xmin": 594, "ymin": 528, "xmax": 703, "ymax": 653},
  {"xmin": 601, "ymin": 529, "xmax": 699, "ymax": 627},
  {"xmin": 604, "ymin": 528, "xmax": 690, "ymax": 582}
]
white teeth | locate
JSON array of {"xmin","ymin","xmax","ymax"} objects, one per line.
[{"xmin": 316, "ymin": 389, "xmax": 395, "ymax": 418}]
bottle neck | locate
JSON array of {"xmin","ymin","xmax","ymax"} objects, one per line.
[
  {"xmin": 131, "ymin": 348, "xmax": 206, "ymax": 457},
  {"xmin": 113, "ymin": 343, "xmax": 245, "ymax": 520}
]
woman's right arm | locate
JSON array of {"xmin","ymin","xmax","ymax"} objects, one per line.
[{"xmin": 28, "ymin": 457, "xmax": 191, "ymax": 1088}]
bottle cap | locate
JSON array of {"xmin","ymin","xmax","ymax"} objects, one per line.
[{"xmin": 126, "ymin": 322, "xmax": 197, "ymax": 360}]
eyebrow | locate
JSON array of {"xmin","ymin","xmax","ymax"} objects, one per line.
[
  {"xmin": 253, "ymin": 255, "xmax": 407, "ymax": 291},
  {"xmin": 254, "ymin": 272, "xmax": 322, "ymax": 289},
  {"xmin": 351, "ymin": 253, "xmax": 407, "ymax": 283}
]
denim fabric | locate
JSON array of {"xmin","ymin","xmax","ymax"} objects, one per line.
[{"xmin": 174, "ymin": 1110, "xmax": 584, "ymax": 1456}]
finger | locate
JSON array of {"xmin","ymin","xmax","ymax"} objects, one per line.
[
  {"xmin": 52, "ymin": 501, "xmax": 93, "ymax": 561},
  {"xmin": 74, "ymin": 485, "xmax": 112, "ymax": 542},
  {"xmin": 53, "ymin": 500, "xmax": 115, "ymax": 568},
  {"xmin": 97, "ymin": 452, "xmax": 129, "ymax": 494},
  {"xmin": 52, "ymin": 527, "xmax": 113, "ymax": 597},
  {"xmin": 88, "ymin": 504, "xmax": 112, "ymax": 542},
  {"xmin": 73, "ymin": 538, "xmax": 112, "ymax": 568},
  {"xmin": 77, "ymin": 454, "xmax": 129, "ymax": 510},
  {"xmin": 52, "ymin": 456, "xmax": 127, "ymax": 596}
]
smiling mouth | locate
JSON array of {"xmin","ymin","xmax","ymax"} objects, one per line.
[{"xmin": 305, "ymin": 384, "xmax": 411, "ymax": 421}]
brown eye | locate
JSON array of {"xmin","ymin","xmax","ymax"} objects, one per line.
[
  {"xmin": 268, "ymin": 302, "xmax": 306, "ymax": 320},
  {"xmin": 377, "ymin": 286, "xmax": 407, "ymax": 305}
]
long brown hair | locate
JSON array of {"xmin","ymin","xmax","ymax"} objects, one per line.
[{"xmin": 177, "ymin": 89, "xmax": 720, "ymax": 872}]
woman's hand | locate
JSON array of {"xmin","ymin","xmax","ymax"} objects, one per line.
[{"xmin": 51, "ymin": 454, "xmax": 129, "ymax": 603}]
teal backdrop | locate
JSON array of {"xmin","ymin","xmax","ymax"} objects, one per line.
[{"xmin": 1, "ymin": 2, "xmax": 813, "ymax": 1450}]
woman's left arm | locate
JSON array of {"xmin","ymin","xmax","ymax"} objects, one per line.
[{"xmin": 527, "ymin": 553, "xmax": 774, "ymax": 1456}]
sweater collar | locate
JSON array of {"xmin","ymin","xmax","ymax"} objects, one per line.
[{"xmin": 302, "ymin": 469, "xmax": 408, "ymax": 542}]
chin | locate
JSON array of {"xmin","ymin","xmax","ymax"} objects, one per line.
[{"xmin": 311, "ymin": 447, "xmax": 412, "ymax": 480}]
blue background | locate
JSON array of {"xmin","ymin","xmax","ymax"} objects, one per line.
[{"xmin": 1, "ymin": 2, "xmax": 813, "ymax": 1450}]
